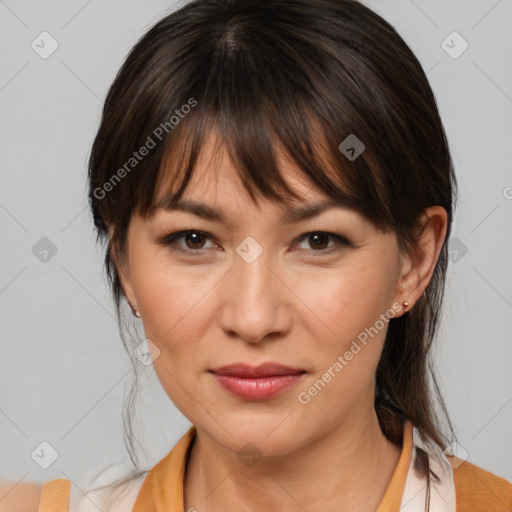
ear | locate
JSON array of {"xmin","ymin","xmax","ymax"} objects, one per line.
[
  {"xmin": 117, "ymin": 257, "xmax": 136, "ymax": 305},
  {"xmin": 394, "ymin": 206, "xmax": 448, "ymax": 312},
  {"xmin": 108, "ymin": 226, "xmax": 136, "ymax": 304}
]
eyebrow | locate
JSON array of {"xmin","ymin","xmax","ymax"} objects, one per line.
[{"xmin": 153, "ymin": 197, "xmax": 353, "ymax": 223}]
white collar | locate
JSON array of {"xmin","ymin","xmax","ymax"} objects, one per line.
[{"xmin": 399, "ymin": 426, "xmax": 456, "ymax": 511}]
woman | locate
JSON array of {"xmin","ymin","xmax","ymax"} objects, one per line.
[{"xmin": 37, "ymin": 0, "xmax": 512, "ymax": 510}]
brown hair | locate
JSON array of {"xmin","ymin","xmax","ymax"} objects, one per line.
[{"xmin": 87, "ymin": 0, "xmax": 456, "ymax": 503}]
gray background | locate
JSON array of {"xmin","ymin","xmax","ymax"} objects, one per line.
[{"xmin": 0, "ymin": 0, "xmax": 511, "ymax": 495}]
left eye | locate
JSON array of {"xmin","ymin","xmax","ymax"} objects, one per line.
[{"xmin": 295, "ymin": 232, "xmax": 350, "ymax": 253}]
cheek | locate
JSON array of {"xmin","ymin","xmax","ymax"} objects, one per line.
[
  {"xmin": 132, "ymin": 255, "xmax": 219, "ymax": 343},
  {"xmin": 131, "ymin": 262, "xmax": 218, "ymax": 408},
  {"xmin": 287, "ymin": 255, "xmax": 399, "ymax": 405},
  {"xmin": 291, "ymin": 258, "xmax": 396, "ymax": 341},
  {"xmin": 290, "ymin": 266, "xmax": 392, "ymax": 426}
]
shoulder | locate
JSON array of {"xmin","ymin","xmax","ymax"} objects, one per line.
[
  {"xmin": 71, "ymin": 473, "xmax": 147, "ymax": 512},
  {"xmin": 33, "ymin": 469, "xmax": 148, "ymax": 512},
  {"xmin": 448, "ymin": 457, "xmax": 512, "ymax": 511},
  {"xmin": 0, "ymin": 480, "xmax": 42, "ymax": 512}
]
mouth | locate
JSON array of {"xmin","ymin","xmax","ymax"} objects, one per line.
[{"xmin": 209, "ymin": 363, "xmax": 307, "ymax": 401}]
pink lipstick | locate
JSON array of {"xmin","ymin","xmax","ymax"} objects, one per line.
[{"xmin": 210, "ymin": 363, "xmax": 306, "ymax": 401}]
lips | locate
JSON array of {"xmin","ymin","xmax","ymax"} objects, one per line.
[
  {"xmin": 209, "ymin": 363, "xmax": 306, "ymax": 400},
  {"xmin": 210, "ymin": 362, "xmax": 306, "ymax": 378}
]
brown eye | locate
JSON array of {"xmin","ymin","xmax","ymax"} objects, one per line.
[
  {"xmin": 295, "ymin": 231, "xmax": 351, "ymax": 254},
  {"xmin": 308, "ymin": 233, "xmax": 330, "ymax": 250},
  {"xmin": 159, "ymin": 230, "xmax": 217, "ymax": 254},
  {"xmin": 183, "ymin": 232, "xmax": 207, "ymax": 249}
]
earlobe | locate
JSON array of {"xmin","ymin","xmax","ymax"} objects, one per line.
[
  {"xmin": 395, "ymin": 206, "xmax": 448, "ymax": 312},
  {"xmin": 118, "ymin": 263, "xmax": 132, "ymax": 297},
  {"xmin": 117, "ymin": 262, "xmax": 141, "ymax": 317},
  {"xmin": 107, "ymin": 225, "xmax": 139, "ymax": 316},
  {"xmin": 108, "ymin": 234, "xmax": 135, "ymax": 304}
]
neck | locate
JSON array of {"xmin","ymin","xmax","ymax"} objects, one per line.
[{"xmin": 184, "ymin": 397, "xmax": 402, "ymax": 512}]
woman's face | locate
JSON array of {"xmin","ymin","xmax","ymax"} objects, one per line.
[{"xmin": 119, "ymin": 131, "xmax": 412, "ymax": 457}]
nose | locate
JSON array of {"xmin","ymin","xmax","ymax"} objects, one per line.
[{"xmin": 219, "ymin": 249, "xmax": 292, "ymax": 344}]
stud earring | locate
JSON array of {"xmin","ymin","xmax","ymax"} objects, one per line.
[
  {"xmin": 130, "ymin": 302, "xmax": 141, "ymax": 318},
  {"xmin": 402, "ymin": 301, "xmax": 409, "ymax": 312}
]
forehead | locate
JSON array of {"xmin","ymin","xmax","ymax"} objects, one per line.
[{"xmin": 153, "ymin": 128, "xmax": 327, "ymax": 211}]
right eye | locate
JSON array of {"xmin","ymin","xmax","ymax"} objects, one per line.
[{"xmin": 159, "ymin": 230, "xmax": 220, "ymax": 254}]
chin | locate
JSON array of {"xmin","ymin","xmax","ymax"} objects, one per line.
[{"xmin": 205, "ymin": 415, "xmax": 307, "ymax": 459}]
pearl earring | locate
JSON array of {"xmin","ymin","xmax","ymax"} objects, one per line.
[{"xmin": 130, "ymin": 302, "xmax": 141, "ymax": 318}]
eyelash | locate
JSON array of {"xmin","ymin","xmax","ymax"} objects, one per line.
[{"xmin": 158, "ymin": 230, "xmax": 352, "ymax": 256}]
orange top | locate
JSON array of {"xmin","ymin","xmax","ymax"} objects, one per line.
[
  {"xmin": 130, "ymin": 421, "xmax": 413, "ymax": 512},
  {"xmin": 38, "ymin": 422, "xmax": 512, "ymax": 512},
  {"xmin": 37, "ymin": 479, "xmax": 71, "ymax": 512},
  {"xmin": 452, "ymin": 458, "xmax": 512, "ymax": 511}
]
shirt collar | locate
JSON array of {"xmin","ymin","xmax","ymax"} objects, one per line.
[
  {"xmin": 399, "ymin": 426, "xmax": 456, "ymax": 512},
  {"xmin": 133, "ymin": 421, "xmax": 455, "ymax": 512}
]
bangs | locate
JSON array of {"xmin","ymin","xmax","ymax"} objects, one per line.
[
  {"xmin": 137, "ymin": 70, "xmax": 391, "ymax": 231},
  {"xmin": 126, "ymin": 7, "xmax": 400, "ymax": 229},
  {"xmin": 143, "ymin": 110, "xmax": 368, "ymax": 220}
]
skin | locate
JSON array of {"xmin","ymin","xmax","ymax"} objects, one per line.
[
  {"xmin": 117, "ymin": 130, "xmax": 448, "ymax": 512},
  {"xmin": 0, "ymin": 480, "xmax": 42, "ymax": 512}
]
